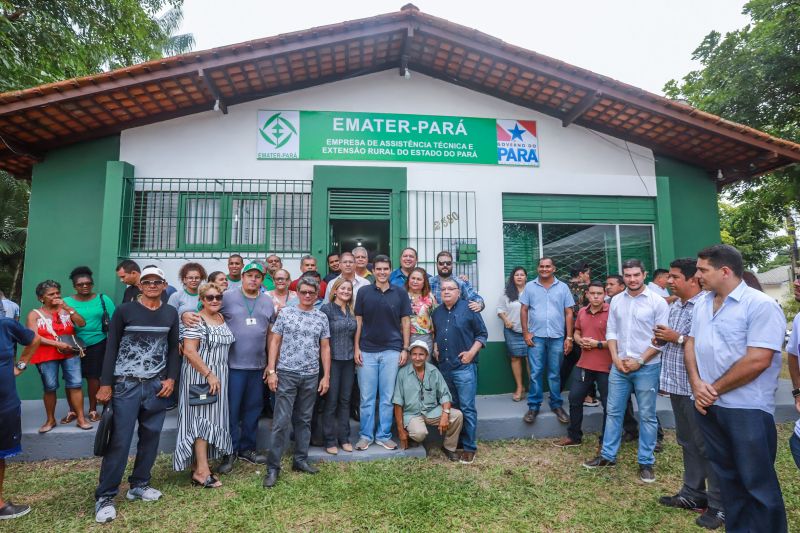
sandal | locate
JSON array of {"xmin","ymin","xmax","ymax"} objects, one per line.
[
  {"xmin": 325, "ymin": 446, "xmax": 339, "ymax": 455},
  {"xmin": 512, "ymin": 393, "xmax": 522, "ymax": 402},
  {"xmin": 60, "ymin": 412, "xmax": 77, "ymax": 424},
  {"xmin": 89, "ymin": 410, "xmax": 101, "ymax": 423},
  {"xmin": 191, "ymin": 475, "xmax": 222, "ymax": 488},
  {"xmin": 77, "ymin": 421, "xmax": 93, "ymax": 430},
  {"xmin": 38, "ymin": 422, "xmax": 56, "ymax": 434},
  {"xmin": 341, "ymin": 442, "xmax": 353, "ymax": 452}
]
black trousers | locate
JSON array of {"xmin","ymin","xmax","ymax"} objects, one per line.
[
  {"xmin": 560, "ymin": 344, "xmax": 580, "ymax": 392},
  {"xmin": 567, "ymin": 368, "xmax": 608, "ymax": 442},
  {"xmin": 322, "ymin": 359, "xmax": 355, "ymax": 447}
]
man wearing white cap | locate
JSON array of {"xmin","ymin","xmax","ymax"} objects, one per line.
[
  {"xmin": 393, "ymin": 340, "xmax": 463, "ymax": 462},
  {"xmin": 94, "ymin": 266, "xmax": 180, "ymax": 524}
]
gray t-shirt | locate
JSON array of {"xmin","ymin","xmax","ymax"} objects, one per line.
[
  {"xmin": 167, "ymin": 289, "xmax": 199, "ymax": 316},
  {"xmin": 272, "ymin": 306, "xmax": 330, "ymax": 376},
  {"xmin": 222, "ymin": 288, "xmax": 274, "ymax": 370}
]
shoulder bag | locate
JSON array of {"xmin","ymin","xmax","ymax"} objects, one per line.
[
  {"xmin": 99, "ymin": 294, "xmax": 111, "ymax": 333},
  {"xmin": 188, "ymin": 318, "xmax": 218, "ymax": 406},
  {"xmin": 33, "ymin": 308, "xmax": 86, "ymax": 357},
  {"xmin": 93, "ymin": 403, "xmax": 114, "ymax": 456}
]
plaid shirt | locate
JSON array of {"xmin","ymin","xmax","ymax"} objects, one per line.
[{"xmin": 659, "ymin": 291, "xmax": 706, "ymax": 396}]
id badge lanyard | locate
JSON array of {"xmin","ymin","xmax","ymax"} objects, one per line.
[{"xmin": 243, "ymin": 289, "xmax": 259, "ymax": 326}]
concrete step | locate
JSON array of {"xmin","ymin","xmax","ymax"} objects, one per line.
[{"xmin": 13, "ymin": 379, "xmax": 799, "ymax": 462}]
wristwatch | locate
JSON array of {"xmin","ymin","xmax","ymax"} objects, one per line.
[
  {"xmin": 677, "ymin": 335, "xmax": 685, "ymax": 345},
  {"xmin": 596, "ymin": 341, "xmax": 603, "ymax": 349},
  {"xmin": 792, "ymin": 388, "xmax": 800, "ymax": 398},
  {"xmin": 267, "ymin": 369, "xmax": 277, "ymax": 376},
  {"xmin": 633, "ymin": 357, "xmax": 644, "ymax": 366},
  {"xmin": 68, "ymin": 310, "xmax": 75, "ymax": 316},
  {"xmin": 443, "ymin": 408, "xmax": 451, "ymax": 414},
  {"xmin": 15, "ymin": 361, "xmax": 26, "ymax": 371}
]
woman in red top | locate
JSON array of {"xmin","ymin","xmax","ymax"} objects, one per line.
[{"xmin": 25, "ymin": 280, "xmax": 90, "ymax": 433}]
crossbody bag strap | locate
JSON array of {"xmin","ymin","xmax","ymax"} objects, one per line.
[{"xmin": 33, "ymin": 308, "xmax": 59, "ymax": 339}]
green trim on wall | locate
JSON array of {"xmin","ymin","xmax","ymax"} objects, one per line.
[
  {"xmin": 99, "ymin": 161, "xmax": 133, "ymax": 303},
  {"xmin": 503, "ymin": 194, "xmax": 656, "ymax": 224},
  {"xmin": 654, "ymin": 175, "xmax": 675, "ymax": 267},
  {"xmin": 19, "ymin": 136, "xmax": 121, "ymax": 400},
  {"xmin": 476, "ymin": 341, "xmax": 518, "ymax": 394},
  {"xmin": 654, "ymin": 156, "xmax": 721, "ymax": 260},
  {"xmin": 310, "ymin": 165, "xmax": 407, "ymax": 266}
]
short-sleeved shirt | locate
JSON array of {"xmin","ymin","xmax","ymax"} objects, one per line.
[
  {"xmin": 354, "ymin": 284, "xmax": 412, "ymax": 352},
  {"xmin": 409, "ymin": 293, "xmax": 435, "ymax": 336},
  {"xmin": 272, "ymin": 306, "xmax": 330, "ymax": 376},
  {"xmin": 30, "ymin": 310, "xmax": 75, "ymax": 364},
  {"xmin": 64, "ymin": 294, "xmax": 115, "ymax": 347},
  {"xmin": 221, "ymin": 289, "xmax": 275, "ymax": 370},
  {"xmin": 519, "ymin": 277, "xmax": 575, "ymax": 338},
  {"xmin": 0, "ymin": 318, "xmax": 35, "ymax": 412},
  {"xmin": 690, "ymin": 281, "xmax": 785, "ymax": 414},
  {"xmin": 786, "ymin": 312, "xmax": 800, "ymax": 437},
  {"xmin": 1, "ymin": 299, "xmax": 20, "ymax": 320},
  {"xmin": 606, "ymin": 287, "xmax": 670, "ymax": 365},
  {"xmin": 647, "ymin": 282, "xmax": 670, "ymax": 298},
  {"xmin": 574, "ymin": 304, "xmax": 612, "ymax": 373},
  {"xmin": 226, "ymin": 276, "xmax": 242, "ymax": 291},
  {"xmin": 167, "ymin": 289, "xmax": 200, "ymax": 317},
  {"xmin": 320, "ymin": 302, "xmax": 356, "ymax": 361},
  {"xmin": 392, "ymin": 362, "xmax": 452, "ymax": 426},
  {"xmin": 659, "ymin": 291, "xmax": 706, "ymax": 396},
  {"xmin": 496, "ymin": 294, "xmax": 523, "ymax": 333}
]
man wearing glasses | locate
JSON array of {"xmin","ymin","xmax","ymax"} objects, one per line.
[
  {"xmin": 323, "ymin": 252, "xmax": 370, "ymax": 302},
  {"xmin": 94, "ymin": 266, "xmax": 180, "ymax": 524},
  {"xmin": 428, "ymin": 251, "xmax": 484, "ymax": 310}
]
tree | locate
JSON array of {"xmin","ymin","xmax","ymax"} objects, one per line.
[
  {"xmin": 719, "ymin": 200, "xmax": 791, "ymax": 270},
  {"xmin": 664, "ymin": 0, "xmax": 800, "ymax": 273},
  {"xmin": 0, "ymin": 0, "xmax": 190, "ymax": 93},
  {"xmin": 0, "ymin": 172, "xmax": 29, "ymax": 300}
]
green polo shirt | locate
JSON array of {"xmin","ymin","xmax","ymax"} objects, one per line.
[
  {"xmin": 392, "ymin": 362, "xmax": 452, "ymax": 426},
  {"xmin": 261, "ymin": 272, "xmax": 275, "ymax": 291}
]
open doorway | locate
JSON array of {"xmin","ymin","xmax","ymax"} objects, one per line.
[{"xmin": 329, "ymin": 219, "xmax": 390, "ymax": 260}]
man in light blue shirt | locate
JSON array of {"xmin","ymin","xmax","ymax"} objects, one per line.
[
  {"xmin": 519, "ymin": 257, "xmax": 574, "ymax": 425},
  {"xmin": 686, "ymin": 244, "xmax": 787, "ymax": 533},
  {"xmin": 786, "ymin": 277, "xmax": 800, "ymax": 472}
]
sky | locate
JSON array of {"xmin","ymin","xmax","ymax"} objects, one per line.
[{"xmin": 177, "ymin": 0, "xmax": 751, "ymax": 96}]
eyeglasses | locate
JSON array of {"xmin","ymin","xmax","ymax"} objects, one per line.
[
  {"xmin": 437, "ymin": 261, "xmax": 452, "ymax": 266},
  {"xmin": 74, "ymin": 282, "xmax": 93, "ymax": 287},
  {"xmin": 140, "ymin": 280, "xmax": 165, "ymax": 287},
  {"xmin": 298, "ymin": 290, "xmax": 317, "ymax": 296},
  {"xmin": 203, "ymin": 294, "xmax": 223, "ymax": 302},
  {"xmin": 274, "ymin": 277, "xmax": 289, "ymax": 282},
  {"xmin": 184, "ymin": 276, "xmax": 202, "ymax": 282}
]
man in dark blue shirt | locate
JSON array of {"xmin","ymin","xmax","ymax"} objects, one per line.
[
  {"xmin": 0, "ymin": 318, "xmax": 39, "ymax": 520},
  {"xmin": 432, "ymin": 278, "xmax": 487, "ymax": 464},
  {"xmin": 354, "ymin": 255, "xmax": 411, "ymax": 452}
]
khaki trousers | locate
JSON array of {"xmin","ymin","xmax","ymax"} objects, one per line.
[{"xmin": 406, "ymin": 409, "xmax": 463, "ymax": 451}]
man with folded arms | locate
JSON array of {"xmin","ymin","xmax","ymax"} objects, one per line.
[
  {"xmin": 393, "ymin": 340, "xmax": 463, "ymax": 461},
  {"xmin": 687, "ymin": 244, "xmax": 787, "ymax": 532},
  {"xmin": 94, "ymin": 266, "xmax": 179, "ymax": 524}
]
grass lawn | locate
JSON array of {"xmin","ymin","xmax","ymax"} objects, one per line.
[{"xmin": 2, "ymin": 424, "xmax": 799, "ymax": 532}]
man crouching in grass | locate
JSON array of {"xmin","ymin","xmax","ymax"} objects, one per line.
[{"xmin": 393, "ymin": 340, "xmax": 463, "ymax": 461}]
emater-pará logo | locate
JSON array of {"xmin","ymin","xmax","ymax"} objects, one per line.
[{"xmin": 259, "ymin": 112, "xmax": 298, "ymax": 149}]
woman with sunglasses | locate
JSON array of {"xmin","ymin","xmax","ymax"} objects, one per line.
[
  {"xmin": 266, "ymin": 269, "xmax": 297, "ymax": 316},
  {"xmin": 173, "ymin": 282, "xmax": 234, "ymax": 488},
  {"xmin": 25, "ymin": 280, "xmax": 90, "ymax": 433},
  {"xmin": 64, "ymin": 266, "xmax": 116, "ymax": 422}
]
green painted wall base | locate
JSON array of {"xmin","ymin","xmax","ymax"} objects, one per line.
[{"xmin": 477, "ymin": 341, "xmax": 519, "ymax": 394}]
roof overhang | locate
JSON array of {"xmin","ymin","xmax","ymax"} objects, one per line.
[{"xmin": 1, "ymin": 4, "xmax": 798, "ymax": 183}]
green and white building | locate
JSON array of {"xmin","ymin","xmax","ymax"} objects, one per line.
[{"xmin": 3, "ymin": 5, "xmax": 799, "ymax": 399}]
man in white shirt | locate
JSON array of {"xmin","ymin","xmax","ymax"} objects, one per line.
[
  {"xmin": 583, "ymin": 259, "xmax": 669, "ymax": 483},
  {"xmin": 323, "ymin": 252, "xmax": 370, "ymax": 301}
]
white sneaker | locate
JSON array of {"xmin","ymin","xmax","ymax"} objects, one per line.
[
  {"xmin": 94, "ymin": 499, "xmax": 116, "ymax": 523},
  {"xmin": 125, "ymin": 485, "xmax": 162, "ymax": 501}
]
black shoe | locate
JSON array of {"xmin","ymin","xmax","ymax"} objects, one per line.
[
  {"xmin": 654, "ymin": 440, "xmax": 664, "ymax": 453},
  {"xmin": 262, "ymin": 469, "xmax": 279, "ymax": 488},
  {"xmin": 622, "ymin": 432, "xmax": 638, "ymax": 443},
  {"xmin": 523, "ymin": 409, "xmax": 539, "ymax": 424},
  {"xmin": 216, "ymin": 454, "xmax": 237, "ymax": 474},
  {"xmin": 165, "ymin": 403, "xmax": 178, "ymax": 411},
  {"xmin": 238, "ymin": 450, "xmax": 268, "ymax": 465},
  {"xmin": 582, "ymin": 456, "xmax": 616, "ymax": 469},
  {"xmin": 350, "ymin": 409, "xmax": 360, "ymax": 422},
  {"xmin": 639, "ymin": 464, "xmax": 656, "ymax": 483},
  {"xmin": 0, "ymin": 501, "xmax": 31, "ymax": 520},
  {"xmin": 291, "ymin": 461, "xmax": 319, "ymax": 474},
  {"xmin": 658, "ymin": 494, "xmax": 705, "ymax": 511},
  {"xmin": 552, "ymin": 406, "xmax": 570, "ymax": 424},
  {"xmin": 441, "ymin": 447, "xmax": 460, "ymax": 462},
  {"xmin": 696, "ymin": 508, "xmax": 725, "ymax": 529}
]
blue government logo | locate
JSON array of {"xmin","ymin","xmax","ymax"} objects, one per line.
[{"xmin": 259, "ymin": 112, "xmax": 298, "ymax": 149}]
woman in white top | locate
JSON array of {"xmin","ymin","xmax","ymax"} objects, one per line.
[
  {"xmin": 266, "ymin": 269, "xmax": 297, "ymax": 316},
  {"xmin": 496, "ymin": 267, "xmax": 528, "ymax": 402}
]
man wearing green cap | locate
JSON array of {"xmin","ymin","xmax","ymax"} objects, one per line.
[{"xmin": 217, "ymin": 262, "xmax": 275, "ymax": 474}]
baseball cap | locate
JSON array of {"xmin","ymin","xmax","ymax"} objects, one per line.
[
  {"xmin": 140, "ymin": 266, "xmax": 166, "ymax": 281},
  {"xmin": 242, "ymin": 262, "xmax": 265, "ymax": 275},
  {"xmin": 408, "ymin": 339, "xmax": 430, "ymax": 354}
]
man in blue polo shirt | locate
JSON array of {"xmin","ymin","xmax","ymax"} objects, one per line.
[
  {"xmin": 519, "ymin": 256, "xmax": 574, "ymax": 425},
  {"xmin": 354, "ymin": 255, "xmax": 411, "ymax": 452},
  {"xmin": 686, "ymin": 244, "xmax": 787, "ymax": 532}
]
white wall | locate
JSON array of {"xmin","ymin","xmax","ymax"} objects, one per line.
[{"xmin": 121, "ymin": 70, "xmax": 657, "ymax": 341}]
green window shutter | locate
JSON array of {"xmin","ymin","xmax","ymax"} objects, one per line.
[
  {"xmin": 329, "ymin": 189, "xmax": 392, "ymax": 219},
  {"xmin": 502, "ymin": 194, "xmax": 656, "ymax": 224},
  {"xmin": 502, "ymin": 223, "xmax": 539, "ymax": 280}
]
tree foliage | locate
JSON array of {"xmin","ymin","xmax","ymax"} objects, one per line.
[
  {"xmin": 665, "ymin": 0, "xmax": 800, "ymax": 262},
  {"xmin": 0, "ymin": 0, "xmax": 192, "ymax": 93},
  {"xmin": 719, "ymin": 199, "xmax": 791, "ymax": 270}
]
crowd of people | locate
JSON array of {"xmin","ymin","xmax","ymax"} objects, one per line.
[{"xmin": 0, "ymin": 244, "xmax": 797, "ymax": 532}]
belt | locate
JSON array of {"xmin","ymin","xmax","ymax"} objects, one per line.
[{"xmin": 115, "ymin": 375, "xmax": 165, "ymax": 383}]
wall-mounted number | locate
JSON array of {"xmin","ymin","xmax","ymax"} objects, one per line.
[{"xmin": 433, "ymin": 211, "xmax": 459, "ymax": 231}]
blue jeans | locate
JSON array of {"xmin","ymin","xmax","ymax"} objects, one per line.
[
  {"xmin": 600, "ymin": 363, "xmax": 660, "ymax": 465},
  {"xmin": 95, "ymin": 377, "xmax": 170, "ymax": 500},
  {"xmin": 357, "ymin": 350, "xmax": 400, "ymax": 442},
  {"xmin": 527, "ymin": 336, "xmax": 564, "ymax": 410},
  {"xmin": 228, "ymin": 368, "xmax": 264, "ymax": 453},
  {"xmin": 37, "ymin": 356, "xmax": 82, "ymax": 392},
  {"xmin": 790, "ymin": 432, "xmax": 800, "ymax": 470},
  {"xmin": 697, "ymin": 406, "xmax": 787, "ymax": 533},
  {"xmin": 441, "ymin": 364, "xmax": 478, "ymax": 452}
]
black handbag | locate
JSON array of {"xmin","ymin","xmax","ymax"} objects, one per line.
[
  {"xmin": 93, "ymin": 403, "xmax": 114, "ymax": 456},
  {"xmin": 57, "ymin": 334, "xmax": 87, "ymax": 357},
  {"xmin": 99, "ymin": 294, "xmax": 111, "ymax": 334},
  {"xmin": 188, "ymin": 383, "xmax": 217, "ymax": 406}
]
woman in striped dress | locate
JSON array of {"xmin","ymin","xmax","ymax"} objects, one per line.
[{"xmin": 173, "ymin": 282, "xmax": 234, "ymax": 488}]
